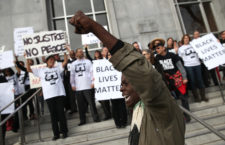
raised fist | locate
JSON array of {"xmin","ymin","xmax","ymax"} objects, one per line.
[{"xmin": 69, "ymin": 11, "xmax": 95, "ymax": 34}]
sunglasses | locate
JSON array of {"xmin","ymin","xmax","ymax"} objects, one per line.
[{"xmin": 153, "ymin": 43, "xmax": 163, "ymax": 50}]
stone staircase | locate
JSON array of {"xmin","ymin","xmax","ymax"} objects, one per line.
[{"xmin": 4, "ymin": 85, "xmax": 225, "ymax": 145}]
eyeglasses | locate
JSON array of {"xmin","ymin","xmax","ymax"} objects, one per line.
[{"xmin": 153, "ymin": 43, "xmax": 163, "ymax": 50}]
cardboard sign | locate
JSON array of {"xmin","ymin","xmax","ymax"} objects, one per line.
[
  {"xmin": 0, "ymin": 83, "xmax": 15, "ymax": 114},
  {"xmin": 23, "ymin": 30, "xmax": 67, "ymax": 59},
  {"xmin": 190, "ymin": 33, "xmax": 225, "ymax": 70},
  {"xmin": 0, "ymin": 50, "xmax": 14, "ymax": 69},
  {"xmin": 29, "ymin": 64, "xmax": 47, "ymax": 89},
  {"xmin": 14, "ymin": 27, "xmax": 34, "ymax": 56},
  {"xmin": 81, "ymin": 26, "xmax": 108, "ymax": 45},
  {"xmin": 93, "ymin": 59, "xmax": 123, "ymax": 101},
  {"xmin": 0, "ymin": 45, "xmax": 5, "ymax": 53}
]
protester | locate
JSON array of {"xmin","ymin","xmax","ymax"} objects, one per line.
[
  {"xmin": 166, "ymin": 37, "xmax": 178, "ymax": 54},
  {"xmin": 26, "ymin": 52, "xmax": 69, "ymax": 140},
  {"xmin": 69, "ymin": 11, "xmax": 185, "ymax": 145},
  {"xmin": 15, "ymin": 57, "xmax": 39, "ymax": 120},
  {"xmin": 178, "ymin": 34, "xmax": 208, "ymax": 102},
  {"xmin": 70, "ymin": 48, "xmax": 100, "ymax": 126},
  {"xmin": 219, "ymin": 30, "xmax": 225, "ymax": 80},
  {"xmin": 132, "ymin": 42, "xmax": 142, "ymax": 53},
  {"xmin": 151, "ymin": 38, "xmax": 191, "ymax": 122},
  {"xmin": 0, "ymin": 69, "xmax": 10, "ymax": 145},
  {"xmin": 106, "ymin": 52, "xmax": 128, "ymax": 128},
  {"xmin": 85, "ymin": 46, "xmax": 112, "ymax": 121},
  {"xmin": 64, "ymin": 47, "xmax": 78, "ymax": 114}
]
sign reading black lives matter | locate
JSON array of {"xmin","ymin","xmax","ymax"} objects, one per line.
[
  {"xmin": 93, "ymin": 59, "xmax": 123, "ymax": 101},
  {"xmin": 23, "ymin": 30, "xmax": 67, "ymax": 59},
  {"xmin": 190, "ymin": 33, "xmax": 225, "ymax": 70}
]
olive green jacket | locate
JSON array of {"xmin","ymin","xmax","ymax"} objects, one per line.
[{"xmin": 110, "ymin": 42, "xmax": 185, "ymax": 145}]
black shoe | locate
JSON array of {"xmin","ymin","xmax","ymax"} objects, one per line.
[
  {"xmin": 94, "ymin": 119, "xmax": 101, "ymax": 122},
  {"xmin": 103, "ymin": 116, "xmax": 112, "ymax": 121},
  {"xmin": 78, "ymin": 122, "xmax": 86, "ymax": 126},
  {"xmin": 52, "ymin": 136, "xmax": 60, "ymax": 141},
  {"xmin": 116, "ymin": 125, "xmax": 121, "ymax": 129},
  {"xmin": 62, "ymin": 133, "xmax": 68, "ymax": 139},
  {"xmin": 69, "ymin": 111, "xmax": 75, "ymax": 115}
]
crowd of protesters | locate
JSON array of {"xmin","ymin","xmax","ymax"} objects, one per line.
[{"xmin": 0, "ymin": 11, "xmax": 225, "ymax": 145}]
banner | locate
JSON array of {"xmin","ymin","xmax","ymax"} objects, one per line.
[
  {"xmin": 93, "ymin": 59, "xmax": 123, "ymax": 101},
  {"xmin": 0, "ymin": 50, "xmax": 14, "ymax": 69},
  {"xmin": 0, "ymin": 45, "xmax": 5, "ymax": 53},
  {"xmin": 14, "ymin": 27, "xmax": 34, "ymax": 56},
  {"xmin": 81, "ymin": 26, "xmax": 108, "ymax": 45},
  {"xmin": 190, "ymin": 33, "xmax": 225, "ymax": 70},
  {"xmin": 23, "ymin": 30, "xmax": 67, "ymax": 59},
  {"xmin": 29, "ymin": 64, "xmax": 47, "ymax": 89},
  {"xmin": 0, "ymin": 83, "xmax": 15, "ymax": 114}
]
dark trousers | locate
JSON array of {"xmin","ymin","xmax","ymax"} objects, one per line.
[
  {"xmin": 64, "ymin": 80, "xmax": 78, "ymax": 112},
  {"xmin": 185, "ymin": 65, "xmax": 205, "ymax": 90},
  {"xmin": 76, "ymin": 89, "xmax": 99, "ymax": 123},
  {"xmin": 209, "ymin": 69, "xmax": 219, "ymax": 86},
  {"xmin": 201, "ymin": 63, "xmax": 210, "ymax": 87},
  {"xmin": 99, "ymin": 100, "xmax": 111, "ymax": 119},
  {"xmin": 172, "ymin": 91, "xmax": 190, "ymax": 120},
  {"xmin": 22, "ymin": 85, "xmax": 35, "ymax": 119},
  {"xmin": 1, "ymin": 114, "xmax": 8, "ymax": 145},
  {"xmin": 12, "ymin": 95, "xmax": 20, "ymax": 132},
  {"xmin": 111, "ymin": 99, "xmax": 127, "ymax": 127},
  {"xmin": 46, "ymin": 96, "xmax": 68, "ymax": 137}
]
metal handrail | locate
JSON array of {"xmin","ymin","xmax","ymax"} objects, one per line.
[
  {"xmin": 179, "ymin": 106, "xmax": 225, "ymax": 141},
  {"xmin": 0, "ymin": 90, "xmax": 31, "ymax": 113},
  {"xmin": 0, "ymin": 88, "xmax": 41, "ymax": 126}
]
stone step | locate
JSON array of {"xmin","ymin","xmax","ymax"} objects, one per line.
[
  {"xmin": 186, "ymin": 115, "xmax": 225, "ymax": 134},
  {"xmin": 193, "ymin": 104, "xmax": 225, "ymax": 118},
  {"xmin": 190, "ymin": 97, "xmax": 224, "ymax": 111},
  {"xmin": 185, "ymin": 129, "xmax": 225, "ymax": 145}
]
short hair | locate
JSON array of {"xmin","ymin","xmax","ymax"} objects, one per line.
[
  {"xmin": 220, "ymin": 30, "xmax": 225, "ymax": 35},
  {"xmin": 75, "ymin": 48, "xmax": 83, "ymax": 53},
  {"xmin": 181, "ymin": 34, "xmax": 191, "ymax": 44},
  {"xmin": 132, "ymin": 41, "xmax": 138, "ymax": 45},
  {"xmin": 194, "ymin": 30, "xmax": 200, "ymax": 33}
]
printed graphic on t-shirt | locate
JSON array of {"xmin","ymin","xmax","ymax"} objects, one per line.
[
  {"xmin": 159, "ymin": 59, "xmax": 174, "ymax": 70},
  {"xmin": 44, "ymin": 71, "xmax": 59, "ymax": 85},
  {"xmin": 184, "ymin": 47, "xmax": 196, "ymax": 59},
  {"xmin": 75, "ymin": 63, "xmax": 86, "ymax": 77},
  {"xmin": 18, "ymin": 75, "xmax": 25, "ymax": 85}
]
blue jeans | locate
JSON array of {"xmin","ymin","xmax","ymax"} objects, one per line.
[{"xmin": 185, "ymin": 65, "xmax": 205, "ymax": 90}]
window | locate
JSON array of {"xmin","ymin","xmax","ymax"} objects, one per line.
[
  {"xmin": 174, "ymin": 0, "xmax": 218, "ymax": 35},
  {"xmin": 46, "ymin": 0, "xmax": 109, "ymax": 51}
]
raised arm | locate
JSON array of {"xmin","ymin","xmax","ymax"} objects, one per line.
[
  {"xmin": 62, "ymin": 53, "xmax": 68, "ymax": 68},
  {"xmin": 26, "ymin": 59, "xmax": 33, "ymax": 73},
  {"xmin": 84, "ymin": 45, "xmax": 93, "ymax": 62}
]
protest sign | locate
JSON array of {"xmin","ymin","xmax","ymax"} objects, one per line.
[
  {"xmin": 23, "ymin": 30, "xmax": 67, "ymax": 59},
  {"xmin": 0, "ymin": 50, "xmax": 14, "ymax": 69},
  {"xmin": 29, "ymin": 64, "xmax": 47, "ymax": 89},
  {"xmin": 14, "ymin": 27, "xmax": 34, "ymax": 56},
  {"xmin": 81, "ymin": 26, "xmax": 108, "ymax": 45},
  {"xmin": 190, "ymin": 33, "xmax": 225, "ymax": 70},
  {"xmin": 0, "ymin": 45, "xmax": 5, "ymax": 53},
  {"xmin": 93, "ymin": 59, "xmax": 123, "ymax": 101},
  {"xmin": 0, "ymin": 83, "xmax": 15, "ymax": 114}
]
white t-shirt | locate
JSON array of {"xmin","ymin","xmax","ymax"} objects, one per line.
[
  {"xmin": 16, "ymin": 71, "xmax": 26, "ymax": 95},
  {"xmin": 178, "ymin": 44, "xmax": 201, "ymax": 67},
  {"xmin": 32, "ymin": 65, "xmax": 65, "ymax": 100},
  {"xmin": 70, "ymin": 58, "xmax": 93, "ymax": 91},
  {"xmin": 6, "ymin": 75, "xmax": 19, "ymax": 95}
]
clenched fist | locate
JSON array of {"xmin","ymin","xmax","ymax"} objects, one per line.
[{"xmin": 69, "ymin": 11, "xmax": 96, "ymax": 34}]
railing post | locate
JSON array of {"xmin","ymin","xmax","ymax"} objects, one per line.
[
  {"xmin": 34, "ymin": 94, "xmax": 42, "ymax": 142},
  {"xmin": 215, "ymin": 68, "xmax": 225, "ymax": 103},
  {"xmin": 0, "ymin": 115, "xmax": 4, "ymax": 145},
  {"xmin": 18, "ymin": 97, "xmax": 25, "ymax": 145}
]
